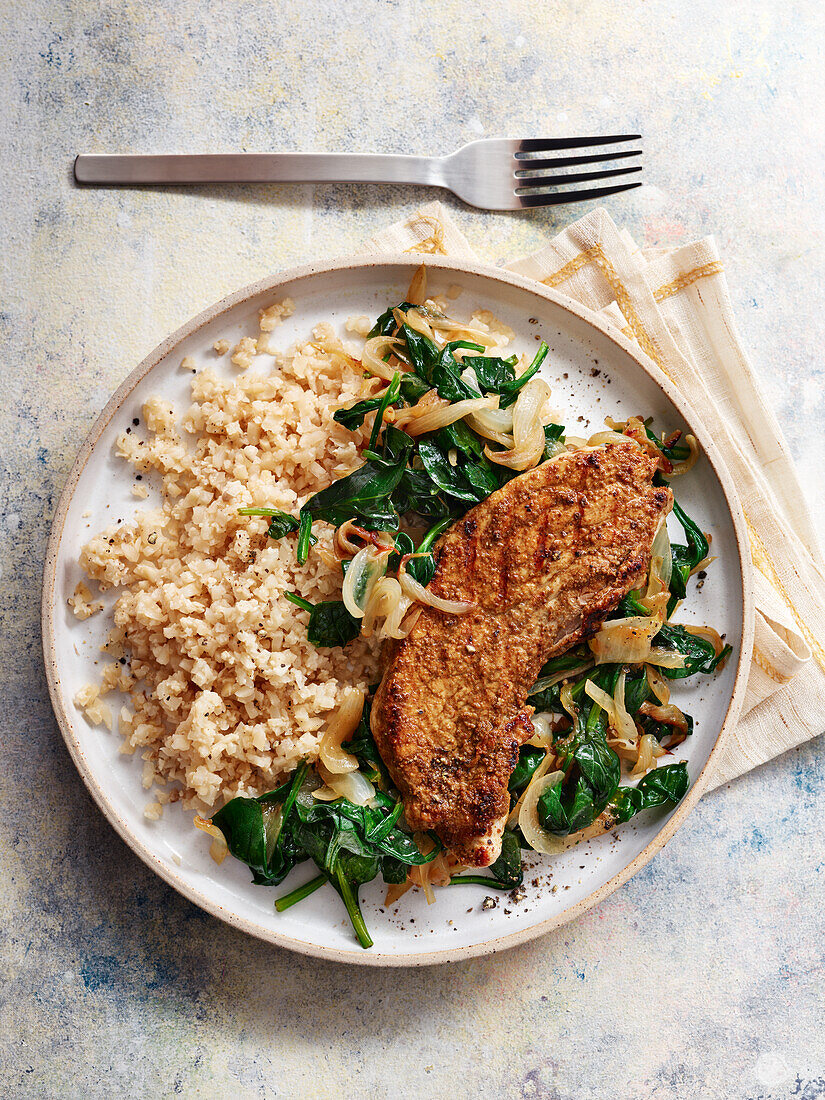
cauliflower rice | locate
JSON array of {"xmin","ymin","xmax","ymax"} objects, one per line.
[{"xmin": 77, "ymin": 314, "xmax": 384, "ymax": 813}]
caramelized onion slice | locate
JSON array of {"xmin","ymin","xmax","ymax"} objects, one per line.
[
  {"xmin": 685, "ymin": 623, "xmax": 725, "ymax": 657},
  {"xmin": 583, "ymin": 679, "xmax": 615, "ymax": 715},
  {"xmin": 361, "ymin": 576, "xmax": 414, "ymax": 640},
  {"xmin": 530, "ymin": 713, "xmax": 556, "ymax": 748},
  {"xmin": 362, "ymin": 336, "xmax": 406, "ymax": 381},
  {"xmin": 335, "ymin": 520, "xmax": 395, "ymax": 558},
  {"xmin": 409, "ymin": 834, "xmax": 438, "ymax": 904},
  {"xmin": 466, "ymin": 402, "xmax": 513, "ymax": 437},
  {"xmin": 584, "ymin": 673, "xmax": 637, "ymax": 750},
  {"xmin": 645, "ymin": 664, "xmax": 672, "ymax": 705},
  {"xmin": 529, "ymin": 661, "xmax": 594, "ymax": 696},
  {"xmin": 421, "ymin": 311, "xmax": 499, "ymax": 346},
  {"xmin": 638, "ymin": 700, "xmax": 690, "ymax": 749},
  {"xmin": 612, "ymin": 669, "xmax": 640, "ymax": 746},
  {"xmin": 406, "ymin": 264, "xmax": 428, "ymax": 307},
  {"xmin": 342, "ymin": 545, "xmax": 389, "ymax": 619},
  {"xmin": 319, "ymin": 688, "xmax": 366, "ymax": 774},
  {"xmin": 589, "ymin": 615, "xmax": 664, "ymax": 665},
  {"xmin": 559, "ymin": 681, "xmax": 578, "ymax": 724},
  {"xmin": 313, "ymin": 768, "xmax": 376, "ymax": 806},
  {"xmin": 403, "ymin": 396, "xmax": 497, "ymax": 438},
  {"xmin": 630, "ymin": 732, "xmax": 664, "ymax": 778},
  {"xmin": 194, "ymin": 815, "xmax": 228, "ymax": 865},
  {"xmin": 646, "ymin": 647, "xmax": 686, "ymax": 669},
  {"xmin": 670, "ymin": 434, "xmax": 699, "ymax": 476},
  {"xmin": 484, "ymin": 377, "xmax": 551, "ymax": 472},
  {"xmin": 398, "ymin": 560, "xmax": 474, "ymax": 615},
  {"xmin": 587, "ymin": 429, "xmax": 631, "ymax": 447},
  {"xmin": 650, "ymin": 518, "xmax": 673, "ymax": 592},
  {"xmin": 394, "ymin": 306, "xmax": 436, "ymax": 341},
  {"xmin": 639, "ymin": 701, "xmax": 689, "ymax": 732}
]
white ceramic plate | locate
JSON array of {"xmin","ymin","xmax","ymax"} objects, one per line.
[{"xmin": 42, "ymin": 255, "xmax": 753, "ymax": 965}]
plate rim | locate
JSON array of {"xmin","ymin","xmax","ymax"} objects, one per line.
[{"xmin": 41, "ymin": 252, "xmax": 755, "ymax": 966}]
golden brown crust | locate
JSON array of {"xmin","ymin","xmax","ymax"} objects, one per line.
[{"xmin": 371, "ymin": 443, "xmax": 673, "ymax": 866}]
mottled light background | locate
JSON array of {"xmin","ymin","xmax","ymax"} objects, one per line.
[{"xmin": 1, "ymin": 1, "xmax": 823, "ymax": 1097}]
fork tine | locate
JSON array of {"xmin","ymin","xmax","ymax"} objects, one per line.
[
  {"xmin": 517, "ymin": 181, "xmax": 642, "ymax": 208},
  {"xmin": 514, "ymin": 149, "xmax": 642, "ymax": 176},
  {"xmin": 517, "ymin": 134, "xmax": 641, "ymax": 154},
  {"xmin": 515, "ymin": 166, "xmax": 642, "ymax": 192}
]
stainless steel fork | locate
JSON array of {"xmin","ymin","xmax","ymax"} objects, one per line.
[{"xmin": 74, "ymin": 135, "xmax": 642, "ymax": 211}]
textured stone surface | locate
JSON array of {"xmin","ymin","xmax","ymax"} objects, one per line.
[{"xmin": 1, "ymin": 1, "xmax": 823, "ymax": 1096}]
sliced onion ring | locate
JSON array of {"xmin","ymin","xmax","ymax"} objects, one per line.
[
  {"xmin": 485, "ymin": 377, "xmax": 552, "ymax": 472},
  {"xmin": 639, "ymin": 701, "xmax": 689, "ymax": 732},
  {"xmin": 518, "ymin": 764, "xmax": 567, "ymax": 854},
  {"xmin": 584, "ymin": 679, "xmax": 615, "ymax": 714},
  {"xmin": 685, "ymin": 623, "xmax": 725, "ymax": 657},
  {"xmin": 587, "ymin": 430, "xmax": 631, "ymax": 447},
  {"xmin": 559, "ymin": 681, "xmax": 578, "ymax": 724},
  {"xmin": 460, "ymin": 364, "xmax": 480, "ymax": 391},
  {"xmin": 334, "ymin": 519, "xmax": 395, "ymax": 558},
  {"xmin": 421, "ymin": 312, "xmax": 498, "ymax": 345},
  {"xmin": 361, "ymin": 576, "xmax": 413, "ymax": 640},
  {"xmin": 409, "ymin": 834, "xmax": 438, "ymax": 904},
  {"xmin": 530, "ymin": 713, "xmax": 556, "ymax": 748},
  {"xmin": 261, "ymin": 802, "xmax": 285, "ymax": 860},
  {"xmin": 670, "ymin": 434, "xmax": 699, "ymax": 476},
  {"xmin": 362, "ymin": 336, "xmax": 406, "ymax": 381},
  {"xmin": 342, "ymin": 545, "xmax": 389, "ymax": 618},
  {"xmin": 583, "ymin": 675, "xmax": 637, "ymax": 751},
  {"xmin": 612, "ymin": 669, "xmax": 639, "ymax": 746},
  {"xmin": 467, "ymin": 403, "xmax": 513, "ymax": 439}
]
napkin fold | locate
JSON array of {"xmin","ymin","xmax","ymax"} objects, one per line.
[{"xmin": 362, "ymin": 203, "xmax": 825, "ymax": 791}]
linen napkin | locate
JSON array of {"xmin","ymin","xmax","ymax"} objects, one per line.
[{"xmin": 362, "ymin": 203, "xmax": 825, "ymax": 791}]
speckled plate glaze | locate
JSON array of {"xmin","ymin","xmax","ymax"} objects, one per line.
[{"xmin": 42, "ymin": 255, "xmax": 753, "ymax": 966}]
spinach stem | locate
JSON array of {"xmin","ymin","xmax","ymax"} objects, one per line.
[
  {"xmin": 279, "ymin": 760, "xmax": 308, "ymax": 831},
  {"xmin": 284, "ymin": 592, "xmax": 314, "ymax": 613},
  {"xmin": 448, "ymin": 875, "xmax": 514, "ymax": 890},
  {"xmin": 335, "ymin": 866, "xmax": 374, "ymax": 949},
  {"xmin": 365, "ymin": 800, "xmax": 403, "ymax": 844},
  {"xmin": 500, "ymin": 341, "xmax": 549, "ymax": 407},
  {"xmin": 297, "ymin": 512, "xmax": 313, "ymax": 564},
  {"xmin": 275, "ymin": 873, "xmax": 328, "ymax": 912},
  {"xmin": 417, "ymin": 517, "xmax": 452, "ymax": 553},
  {"xmin": 368, "ymin": 371, "xmax": 400, "ymax": 451},
  {"xmin": 586, "ymin": 702, "xmax": 602, "ymax": 735}
]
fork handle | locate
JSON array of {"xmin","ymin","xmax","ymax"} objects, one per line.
[{"xmin": 74, "ymin": 152, "xmax": 445, "ymax": 188}]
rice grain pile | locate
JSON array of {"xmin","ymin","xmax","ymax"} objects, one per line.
[{"xmin": 77, "ymin": 310, "xmax": 383, "ymax": 816}]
